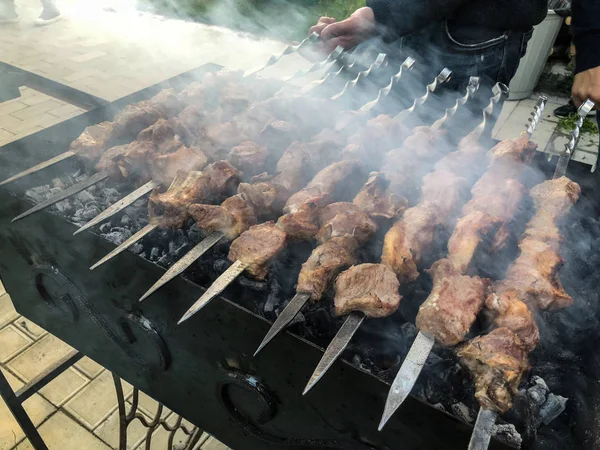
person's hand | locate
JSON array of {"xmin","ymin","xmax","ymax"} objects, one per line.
[
  {"xmin": 309, "ymin": 16, "xmax": 337, "ymax": 37},
  {"xmin": 319, "ymin": 7, "xmax": 376, "ymax": 52},
  {"xmin": 572, "ymin": 66, "xmax": 600, "ymax": 109}
]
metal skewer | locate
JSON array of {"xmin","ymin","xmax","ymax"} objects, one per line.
[
  {"xmin": 329, "ymin": 53, "xmax": 389, "ymax": 100},
  {"xmin": 468, "ymin": 408, "xmax": 497, "ymax": 450},
  {"xmin": 0, "ymin": 150, "xmax": 76, "ymax": 187},
  {"xmin": 12, "ymin": 170, "xmax": 109, "ymax": 222},
  {"xmin": 243, "ymin": 32, "xmax": 320, "ymax": 78},
  {"xmin": 252, "ymin": 72, "xmax": 468, "ymax": 359},
  {"xmin": 358, "ymin": 57, "xmax": 416, "ymax": 113},
  {"xmin": 394, "ymin": 68, "xmax": 452, "ymax": 122},
  {"xmin": 379, "ymin": 94, "xmax": 547, "ymax": 433},
  {"xmin": 74, "ymin": 180, "xmax": 160, "ymax": 235},
  {"xmin": 281, "ymin": 46, "xmax": 345, "ymax": 82},
  {"xmin": 553, "ymin": 98, "xmax": 594, "ymax": 178},
  {"xmin": 90, "ymin": 223, "xmax": 156, "ymax": 270}
]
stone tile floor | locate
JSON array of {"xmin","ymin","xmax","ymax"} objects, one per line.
[{"xmin": 0, "ymin": 1, "xmax": 598, "ymax": 449}]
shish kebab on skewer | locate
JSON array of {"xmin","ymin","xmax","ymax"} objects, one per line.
[
  {"xmin": 461, "ymin": 99, "xmax": 594, "ymax": 450},
  {"xmin": 88, "ymin": 54, "xmax": 397, "ymax": 271},
  {"xmin": 0, "ymin": 30, "xmax": 325, "ymax": 189},
  {"xmin": 175, "ymin": 68, "xmax": 453, "ymax": 325},
  {"xmin": 253, "ymin": 76, "xmax": 483, "ymax": 357},
  {"xmin": 74, "ymin": 47, "xmax": 386, "ymax": 234},
  {"xmin": 378, "ymin": 96, "xmax": 547, "ymax": 430},
  {"xmin": 137, "ymin": 57, "xmax": 417, "ymax": 302},
  {"xmin": 299, "ymin": 83, "xmax": 512, "ymax": 395}
]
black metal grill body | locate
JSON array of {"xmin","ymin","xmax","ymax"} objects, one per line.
[{"xmin": 2, "ymin": 64, "xmax": 598, "ymax": 450}]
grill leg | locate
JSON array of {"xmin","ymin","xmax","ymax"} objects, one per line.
[{"xmin": 0, "ymin": 349, "xmax": 83, "ymax": 450}]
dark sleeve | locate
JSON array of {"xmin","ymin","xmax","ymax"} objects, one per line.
[
  {"xmin": 571, "ymin": 0, "xmax": 600, "ymax": 73},
  {"xmin": 366, "ymin": 0, "xmax": 469, "ymax": 40}
]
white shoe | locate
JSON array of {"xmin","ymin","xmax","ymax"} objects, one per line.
[{"xmin": 34, "ymin": 8, "xmax": 62, "ymax": 26}]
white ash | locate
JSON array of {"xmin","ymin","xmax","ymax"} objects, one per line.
[
  {"xmin": 492, "ymin": 423, "xmax": 522, "ymax": 448},
  {"xmin": 540, "ymin": 393, "xmax": 568, "ymax": 425},
  {"xmin": 432, "ymin": 403, "xmax": 446, "ymax": 412}
]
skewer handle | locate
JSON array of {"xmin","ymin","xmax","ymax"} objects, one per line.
[
  {"xmin": 300, "ymin": 48, "xmax": 361, "ymax": 93},
  {"xmin": 472, "ymin": 82, "xmax": 509, "ymax": 139},
  {"xmin": 394, "ymin": 68, "xmax": 452, "ymax": 122},
  {"xmin": 468, "ymin": 408, "xmax": 498, "ymax": 450},
  {"xmin": 431, "ymin": 76, "xmax": 480, "ymax": 130},
  {"xmin": 358, "ymin": 56, "xmax": 416, "ymax": 113},
  {"xmin": 330, "ymin": 53, "xmax": 389, "ymax": 101},
  {"xmin": 525, "ymin": 95, "xmax": 549, "ymax": 137},
  {"xmin": 282, "ymin": 46, "xmax": 345, "ymax": 82},
  {"xmin": 244, "ymin": 32, "xmax": 320, "ymax": 77}
]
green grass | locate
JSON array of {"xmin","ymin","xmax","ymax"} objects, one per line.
[
  {"xmin": 557, "ymin": 114, "xmax": 599, "ymax": 135},
  {"xmin": 138, "ymin": 0, "xmax": 366, "ymax": 40}
]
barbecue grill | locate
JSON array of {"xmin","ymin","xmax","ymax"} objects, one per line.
[{"xmin": 2, "ymin": 58, "xmax": 600, "ymax": 450}]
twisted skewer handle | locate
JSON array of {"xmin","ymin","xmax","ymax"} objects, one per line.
[
  {"xmin": 431, "ymin": 76, "xmax": 480, "ymax": 130},
  {"xmin": 244, "ymin": 32, "xmax": 320, "ymax": 77},
  {"xmin": 553, "ymin": 98, "xmax": 595, "ymax": 178},
  {"xmin": 359, "ymin": 57, "xmax": 416, "ymax": 113},
  {"xmin": 394, "ymin": 68, "xmax": 452, "ymax": 122},
  {"xmin": 300, "ymin": 47, "xmax": 362, "ymax": 93},
  {"xmin": 472, "ymin": 82, "xmax": 510, "ymax": 139},
  {"xmin": 525, "ymin": 95, "xmax": 549, "ymax": 137},
  {"xmin": 281, "ymin": 46, "xmax": 345, "ymax": 82},
  {"xmin": 330, "ymin": 53, "xmax": 389, "ymax": 101}
]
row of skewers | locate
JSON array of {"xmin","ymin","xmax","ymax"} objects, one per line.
[{"xmin": 2, "ymin": 39, "xmax": 594, "ymax": 450}]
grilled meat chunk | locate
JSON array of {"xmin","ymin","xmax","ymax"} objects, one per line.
[
  {"xmin": 315, "ymin": 202, "xmax": 377, "ymax": 245},
  {"xmin": 148, "ymin": 161, "xmax": 241, "ymax": 229},
  {"xmin": 227, "ymin": 141, "xmax": 268, "ymax": 178},
  {"xmin": 189, "ymin": 194, "xmax": 257, "ymax": 241},
  {"xmin": 297, "ymin": 237, "xmax": 360, "ymax": 302},
  {"xmin": 352, "ymin": 172, "xmax": 408, "ymax": 220},
  {"xmin": 416, "ymin": 259, "xmax": 491, "ymax": 347},
  {"xmin": 457, "ymin": 327, "xmax": 529, "ymax": 414},
  {"xmin": 227, "ymin": 222, "xmax": 287, "ymax": 280},
  {"xmin": 485, "ymin": 290, "xmax": 540, "ymax": 352},
  {"xmin": 150, "ymin": 145, "xmax": 209, "ymax": 186},
  {"xmin": 334, "ymin": 263, "xmax": 401, "ymax": 318},
  {"xmin": 496, "ymin": 238, "xmax": 573, "ymax": 310},
  {"xmin": 279, "ymin": 160, "xmax": 365, "ymax": 240},
  {"xmin": 71, "ymin": 121, "xmax": 115, "ymax": 164}
]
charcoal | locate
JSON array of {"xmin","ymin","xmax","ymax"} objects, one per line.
[
  {"xmin": 25, "ymin": 187, "xmax": 47, "ymax": 203},
  {"xmin": 264, "ymin": 279, "xmax": 281, "ymax": 315},
  {"xmin": 81, "ymin": 205, "xmax": 102, "ymax": 220},
  {"xmin": 432, "ymin": 403, "xmax": 446, "ymax": 412},
  {"xmin": 76, "ymin": 190, "xmax": 95, "ymax": 203},
  {"xmin": 528, "ymin": 380, "xmax": 549, "ymax": 406},
  {"xmin": 213, "ymin": 259, "xmax": 230, "ymax": 272},
  {"xmin": 49, "ymin": 187, "xmax": 62, "ymax": 196},
  {"xmin": 102, "ymin": 229, "xmax": 133, "ymax": 246},
  {"xmin": 289, "ymin": 312, "xmax": 305, "ymax": 326},
  {"xmin": 540, "ymin": 394, "xmax": 568, "ymax": 425},
  {"xmin": 492, "ymin": 423, "xmax": 522, "ymax": 448},
  {"xmin": 99, "ymin": 223, "xmax": 111, "ymax": 234},
  {"xmin": 121, "ymin": 215, "xmax": 131, "ymax": 227},
  {"xmin": 130, "ymin": 242, "xmax": 144, "ymax": 255},
  {"xmin": 150, "ymin": 247, "xmax": 159, "ymax": 260},
  {"xmin": 450, "ymin": 402, "xmax": 474, "ymax": 424},
  {"xmin": 238, "ymin": 276, "xmax": 267, "ymax": 291},
  {"xmin": 102, "ymin": 187, "xmax": 120, "ymax": 199},
  {"xmin": 54, "ymin": 200, "xmax": 72, "ymax": 215},
  {"xmin": 186, "ymin": 224, "xmax": 204, "ymax": 243}
]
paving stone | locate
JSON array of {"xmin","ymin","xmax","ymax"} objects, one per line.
[
  {"xmin": 7, "ymin": 334, "xmax": 75, "ymax": 382},
  {"xmin": 10, "ymin": 101, "xmax": 64, "ymax": 121},
  {"xmin": 47, "ymin": 104, "xmax": 86, "ymax": 119},
  {"xmin": 74, "ymin": 356, "xmax": 105, "ymax": 379},
  {"xmin": 39, "ymin": 368, "xmax": 90, "ymax": 407},
  {"xmin": 0, "ymin": 128, "xmax": 15, "ymax": 141},
  {"xmin": 0, "ymin": 279, "xmax": 5, "ymax": 295},
  {"xmin": 13, "ymin": 317, "xmax": 47, "ymax": 341},
  {"xmin": 20, "ymin": 93, "xmax": 55, "ymax": 107},
  {"xmin": 93, "ymin": 404, "xmax": 151, "ymax": 450},
  {"xmin": 0, "ymin": 293, "xmax": 19, "ymax": 329},
  {"xmin": 0, "ymin": 101, "xmax": 29, "ymax": 117},
  {"xmin": 0, "ymin": 368, "xmax": 56, "ymax": 450},
  {"xmin": 65, "ymin": 370, "xmax": 133, "ymax": 430},
  {"xmin": 15, "ymin": 411, "xmax": 110, "ymax": 450},
  {"xmin": 202, "ymin": 436, "xmax": 231, "ymax": 450},
  {"xmin": 133, "ymin": 390, "xmax": 171, "ymax": 419},
  {"xmin": 0, "ymin": 324, "xmax": 33, "ymax": 363}
]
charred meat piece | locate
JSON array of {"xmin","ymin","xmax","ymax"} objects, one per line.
[
  {"xmin": 315, "ymin": 202, "xmax": 377, "ymax": 245},
  {"xmin": 202, "ymin": 122, "xmax": 248, "ymax": 161},
  {"xmin": 496, "ymin": 238, "xmax": 573, "ymax": 310},
  {"xmin": 297, "ymin": 237, "xmax": 360, "ymax": 302},
  {"xmin": 457, "ymin": 327, "xmax": 529, "ymax": 414},
  {"xmin": 352, "ymin": 172, "xmax": 408, "ymax": 220},
  {"xmin": 484, "ymin": 290, "xmax": 540, "ymax": 352},
  {"xmin": 227, "ymin": 141, "xmax": 269, "ymax": 178},
  {"xmin": 150, "ymin": 145, "xmax": 209, "ymax": 186},
  {"xmin": 227, "ymin": 222, "xmax": 288, "ymax": 280},
  {"xmin": 148, "ymin": 161, "xmax": 241, "ymax": 229},
  {"xmin": 258, "ymin": 120, "xmax": 297, "ymax": 155},
  {"xmin": 237, "ymin": 181, "xmax": 289, "ymax": 220},
  {"xmin": 112, "ymin": 101, "xmax": 163, "ymax": 138},
  {"xmin": 416, "ymin": 259, "xmax": 491, "ymax": 346},
  {"xmin": 189, "ymin": 194, "xmax": 257, "ymax": 241},
  {"xmin": 334, "ymin": 263, "xmax": 401, "ymax": 318},
  {"xmin": 381, "ymin": 206, "xmax": 438, "ymax": 284},
  {"xmin": 71, "ymin": 121, "xmax": 115, "ymax": 164},
  {"xmin": 279, "ymin": 160, "xmax": 365, "ymax": 240},
  {"xmin": 148, "ymin": 88, "xmax": 182, "ymax": 117}
]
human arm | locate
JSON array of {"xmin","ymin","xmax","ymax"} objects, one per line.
[{"xmin": 570, "ymin": 0, "xmax": 600, "ymax": 106}]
